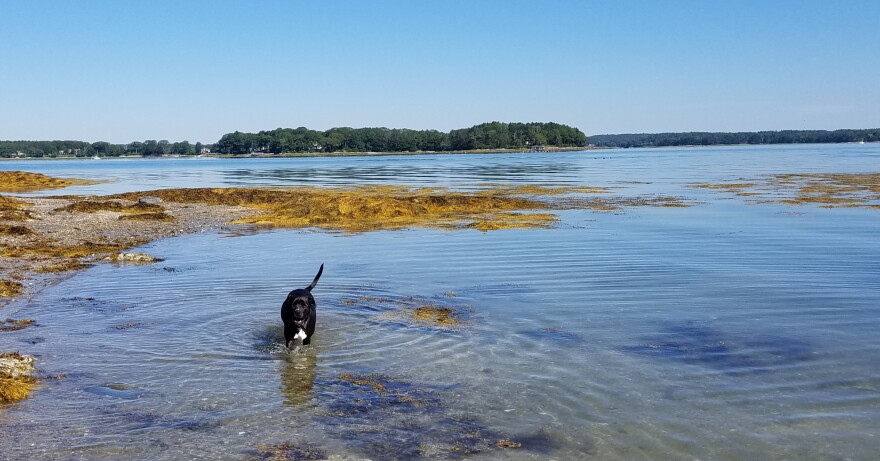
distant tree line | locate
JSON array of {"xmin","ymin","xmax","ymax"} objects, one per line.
[
  {"xmin": 215, "ymin": 122, "xmax": 588, "ymax": 155},
  {"xmin": 588, "ymin": 129, "xmax": 880, "ymax": 148},
  {"xmin": 0, "ymin": 139, "xmax": 208, "ymax": 158}
]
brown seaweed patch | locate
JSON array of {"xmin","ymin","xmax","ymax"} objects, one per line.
[
  {"xmin": 0, "ymin": 280, "xmax": 23, "ymax": 298},
  {"xmin": 0, "ymin": 195, "xmax": 33, "ymax": 221},
  {"xmin": 0, "ymin": 374, "xmax": 37, "ymax": 403},
  {"xmin": 318, "ymin": 371, "xmax": 534, "ymax": 459},
  {"xmin": 495, "ymin": 438, "xmax": 522, "ymax": 448},
  {"xmin": 0, "ymin": 171, "xmax": 100, "ymax": 193},
  {"xmin": 3, "ymin": 240, "xmax": 145, "ymax": 259},
  {"xmin": 558, "ymin": 194, "xmax": 695, "ymax": 212},
  {"xmin": 0, "ymin": 352, "xmax": 38, "ymax": 402},
  {"xmin": 411, "ymin": 306, "xmax": 460, "ymax": 327},
  {"xmin": 55, "ymin": 199, "xmax": 164, "ymax": 214},
  {"xmin": 0, "ymin": 318, "xmax": 35, "ymax": 332},
  {"xmin": 36, "ymin": 260, "xmax": 94, "ymax": 273},
  {"xmin": 691, "ymin": 182, "xmax": 757, "ymax": 192},
  {"xmin": 500, "ymin": 184, "xmax": 610, "ymax": 195},
  {"xmin": 338, "ymin": 372, "xmax": 389, "ymax": 397},
  {"xmin": 692, "ymin": 173, "xmax": 880, "ymax": 208},
  {"xmin": 370, "ymin": 295, "xmax": 471, "ymax": 330},
  {"xmin": 118, "ymin": 212, "xmax": 175, "ymax": 222},
  {"xmin": 246, "ymin": 442, "xmax": 327, "ymax": 461},
  {"xmin": 334, "ymin": 372, "xmax": 436, "ymax": 411},
  {"xmin": 115, "ymin": 322, "xmax": 143, "ymax": 330},
  {"xmin": 341, "ymin": 295, "xmax": 391, "ymax": 305},
  {"xmin": 108, "ymin": 184, "xmax": 690, "ymax": 233},
  {"xmin": 0, "ymin": 224, "xmax": 33, "ymax": 236},
  {"xmin": 467, "ymin": 212, "xmax": 557, "ymax": 231}
]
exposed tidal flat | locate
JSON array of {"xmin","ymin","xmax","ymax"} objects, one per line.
[{"xmin": 1, "ymin": 144, "xmax": 879, "ymax": 460}]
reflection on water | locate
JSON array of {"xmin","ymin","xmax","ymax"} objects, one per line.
[
  {"xmin": 1, "ymin": 145, "xmax": 880, "ymax": 460},
  {"xmin": 280, "ymin": 351, "xmax": 317, "ymax": 407},
  {"xmin": 223, "ymin": 160, "xmax": 582, "ymax": 187}
]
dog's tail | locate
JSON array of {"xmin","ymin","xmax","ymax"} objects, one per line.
[{"xmin": 307, "ymin": 264, "xmax": 324, "ymax": 292}]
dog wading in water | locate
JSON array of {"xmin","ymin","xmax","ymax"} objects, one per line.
[{"xmin": 281, "ymin": 264, "xmax": 323, "ymax": 349}]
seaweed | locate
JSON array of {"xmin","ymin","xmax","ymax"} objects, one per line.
[
  {"xmin": 0, "ymin": 279, "xmax": 23, "ymax": 298},
  {"xmin": 0, "ymin": 352, "xmax": 38, "ymax": 402},
  {"xmin": 625, "ymin": 322, "xmax": 814, "ymax": 372},
  {"xmin": 118, "ymin": 212, "xmax": 175, "ymax": 222},
  {"xmin": 0, "ymin": 171, "xmax": 99, "ymax": 193},
  {"xmin": 55, "ymin": 199, "xmax": 163, "ymax": 214},
  {"xmin": 311, "ymin": 370, "xmax": 544, "ymax": 459},
  {"xmin": 108, "ymin": 184, "xmax": 694, "ymax": 233},
  {"xmin": 690, "ymin": 173, "xmax": 880, "ymax": 208},
  {"xmin": 2, "ymin": 239, "xmax": 148, "ymax": 259},
  {"xmin": 372, "ymin": 296, "xmax": 471, "ymax": 330},
  {"xmin": 410, "ymin": 306, "xmax": 461, "ymax": 327},
  {"xmin": 0, "ymin": 318, "xmax": 36, "ymax": 332},
  {"xmin": 246, "ymin": 442, "xmax": 327, "ymax": 461},
  {"xmin": 0, "ymin": 195, "xmax": 33, "ymax": 221},
  {"xmin": 35, "ymin": 260, "xmax": 94, "ymax": 273},
  {"xmin": 0, "ymin": 224, "xmax": 33, "ymax": 236}
]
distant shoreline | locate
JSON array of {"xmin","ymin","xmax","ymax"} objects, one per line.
[
  {"xmin": 3, "ymin": 142, "xmax": 879, "ymax": 161},
  {"xmin": 0, "ymin": 146, "xmax": 593, "ymax": 161}
]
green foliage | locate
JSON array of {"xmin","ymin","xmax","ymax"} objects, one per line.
[
  {"xmin": 215, "ymin": 122, "xmax": 587, "ymax": 155},
  {"xmin": 0, "ymin": 139, "xmax": 205, "ymax": 158},
  {"xmin": 589, "ymin": 129, "xmax": 880, "ymax": 148}
]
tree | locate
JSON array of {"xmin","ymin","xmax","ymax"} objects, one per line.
[
  {"xmin": 142, "ymin": 140, "xmax": 162, "ymax": 156},
  {"xmin": 171, "ymin": 141, "xmax": 193, "ymax": 155},
  {"xmin": 158, "ymin": 140, "xmax": 171, "ymax": 155},
  {"xmin": 91, "ymin": 141, "xmax": 111, "ymax": 155},
  {"xmin": 127, "ymin": 141, "xmax": 143, "ymax": 155}
]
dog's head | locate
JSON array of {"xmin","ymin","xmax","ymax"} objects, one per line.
[{"xmin": 288, "ymin": 293, "xmax": 314, "ymax": 327}]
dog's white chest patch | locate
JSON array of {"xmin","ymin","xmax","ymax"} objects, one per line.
[{"xmin": 294, "ymin": 329, "xmax": 308, "ymax": 341}]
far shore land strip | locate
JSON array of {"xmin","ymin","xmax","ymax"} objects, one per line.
[
  {"xmin": 1, "ymin": 168, "xmax": 879, "ymax": 403},
  {"xmin": 2, "ymin": 124, "xmax": 878, "ymax": 160}
]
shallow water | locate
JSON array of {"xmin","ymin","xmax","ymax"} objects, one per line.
[{"xmin": 2, "ymin": 145, "xmax": 880, "ymax": 460}]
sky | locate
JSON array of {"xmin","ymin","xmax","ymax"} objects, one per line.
[{"xmin": 1, "ymin": 0, "xmax": 878, "ymax": 143}]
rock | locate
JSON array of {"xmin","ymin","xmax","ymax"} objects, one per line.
[
  {"xmin": 137, "ymin": 196, "xmax": 163, "ymax": 206},
  {"xmin": 106, "ymin": 252, "xmax": 165, "ymax": 263}
]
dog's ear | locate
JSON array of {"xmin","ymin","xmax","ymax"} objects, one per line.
[{"xmin": 307, "ymin": 264, "xmax": 324, "ymax": 292}]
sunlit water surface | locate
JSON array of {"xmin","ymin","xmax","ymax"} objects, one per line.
[{"xmin": 1, "ymin": 145, "xmax": 879, "ymax": 460}]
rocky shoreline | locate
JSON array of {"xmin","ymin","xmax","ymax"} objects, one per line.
[{"xmin": 1, "ymin": 195, "xmax": 255, "ymax": 311}]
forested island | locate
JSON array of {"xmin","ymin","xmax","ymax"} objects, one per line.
[
  {"xmin": 589, "ymin": 129, "xmax": 880, "ymax": 148},
  {"xmin": 0, "ymin": 122, "xmax": 586, "ymax": 158},
  {"xmin": 213, "ymin": 122, "xmax": 587, "ymax": 155}
]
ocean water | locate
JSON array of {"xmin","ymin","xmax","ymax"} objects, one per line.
[{"xmin": 1, "ymin": 145, "xmax": 879, "ymax": 460}]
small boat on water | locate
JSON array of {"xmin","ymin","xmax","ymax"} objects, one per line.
[{"xmin": 92, "ymin": 156, "xmax": 101, "ymax": 160}]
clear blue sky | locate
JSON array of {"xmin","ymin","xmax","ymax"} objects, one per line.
[{"xmin": 1, "ymin": 0, "xmax": 878, "ymax": 143}]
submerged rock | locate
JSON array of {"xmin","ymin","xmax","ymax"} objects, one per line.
[
  {"xmin": 625, "ymin": 322, "xmax": 814, "ymax": 372},
  {"xmin": 84, "ymin": 384, "xmax": 145, "ymax": 400},
  {"xmin": 246, "ymin": 442, "xmax": 327, "ymax": 461}
]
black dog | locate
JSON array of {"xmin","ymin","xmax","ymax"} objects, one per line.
[{"xmin": 281, "ymin": 264, "xmax": 323, "ymax": 348}]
